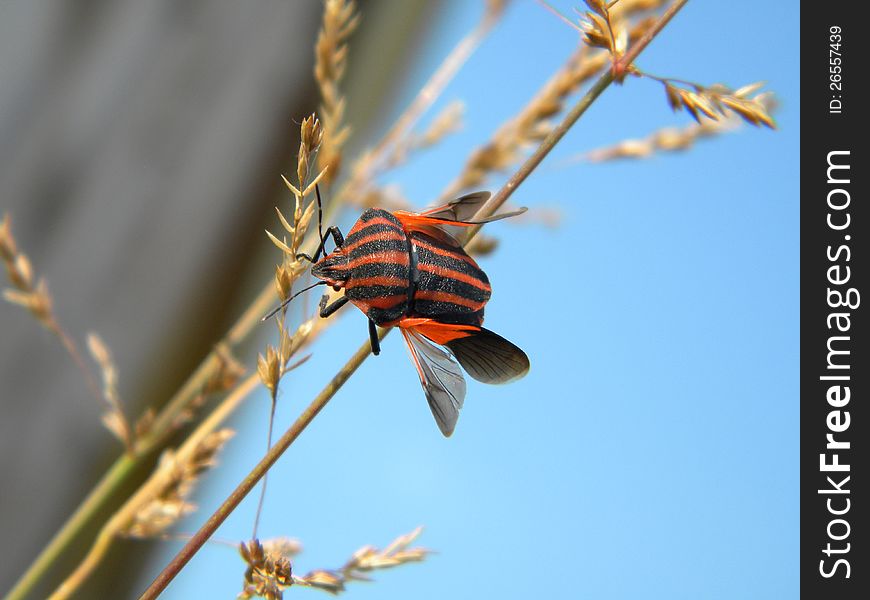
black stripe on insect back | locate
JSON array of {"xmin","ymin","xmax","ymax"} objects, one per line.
[
  {"xmin": 367, "ymin": 304, "xmax": 407, "ymax": 324},
  {"xmin": 346, "ymin": 285, "xmax": 409, "ymax": 300},
  {"xmin": 358, "ymin": 208, "xmax": 403, "ymax": 224},
  {"xmin": 414, "ymin": 300, "xmax": 482, "ymax": 319},
  {"xmin": 345, "ymin": 260, "xmax": 409, "ymax": 281},
  {"xmin": 407, "ymin": 238, "xmax": 419, "ymax": 313},
  {"xmin": 415, "ymin": 270, "xmax": 490, "ymax": 304},
  {"xmin": 346, "ymin": 238, "xmax": 408, "ymax": 259}
]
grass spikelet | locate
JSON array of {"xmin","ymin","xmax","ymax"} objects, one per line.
[
  {"xmin": 273, "ymin": 114, "xmax": 325, "ymax": 273},
  {"xmin": 1, "ymin": 213, "xmax": 105, "ymax": 406},
  {"xmin": 2, "ymin": 214, "xmax": 54, "ymax": 326},
  {"xmin": 581, "ymin": 92, "xmax": 777, "ymax": 162},
  {"xmin": 238, "ymin": 538, "xmax": 302, "ymax": 600},
  {"xmin": 290, "ymin": 527, "xmax": 430, "ymax": 595},
  {"xmin": 1, "ymin": 214, "xmax": 32, "ymax": 289},
  {"xmin": 257, "ymin": 346, "xmax": 281, "ymax": 396},
  {"xmin": 298, "ymin": 115, "xmax": 325, "ymax": 196},
  {"xmin": 419, "ymin": 100, "xmax": 465, "ymax": 148},
  {"xmin": 86, "ymin": 333, "xmax": 133, "ymax": 452},
  {"xmin": 441, "ymin": 46, "xmax": 599, "ymax": 198},
  {"xmin": 580, "ymin": 1, "xmax": 624, "ymax": 58},
  {"xmin": 345, "ymin": 184, "xmax": 411, "ymax": 211},
  {"xmin": 382, "ymin": 100, "xmax": 466, "ymax": 171},
  {"xmin": 3, "ymin": 282, "xmax": 52, "ymax": 325},
  {"xmin": 654, "ymin": 78, "xmax": 776, "ymax": 128},
  {"xmin": 239, "ymin": 539, "xmax": 294, "ymax": 600},
  {"xmin": 205, "ymin": 344, "xmax": 248, "ymax": 395},
  {"xmin": 124, "ymin": 429, "xmax": 235, "ymax": 539},
  {"xmin": 169, "ymin": 344, "xmax": 247, "ymax": 431}
]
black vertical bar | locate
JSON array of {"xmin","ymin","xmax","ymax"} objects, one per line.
[{"xmin": 801, "ymin": 4, "xmax": 867, "ymax": 597}]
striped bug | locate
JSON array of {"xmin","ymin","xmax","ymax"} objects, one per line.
[{"xmin": 274, "ymin": 189, "xmax": 529, "ymax": 436}]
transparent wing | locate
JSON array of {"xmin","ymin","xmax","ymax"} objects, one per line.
[
  {"xmin": 416, "ymin": 191, "xmax": 528, "ymax": 224},
  {"xmin": 400, "ymin": 327, "xmax": 467, "ymax": 437},
  {"xmin": 420, "ymin": 191, "xmax": 492, "ymax": 221}
]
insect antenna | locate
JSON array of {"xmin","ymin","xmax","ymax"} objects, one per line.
[{"xmin": 261, "ymin": 280, "xmax": 328, "ymax": 321}]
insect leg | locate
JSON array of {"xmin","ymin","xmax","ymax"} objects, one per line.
[
  {"xmin": 325, "ymin": 226, "xmax": 344, "ymax": 248},
  {"xmin": 296, "ymin": 226, "xmax": 345, "ymax": 264},
  {"xmin": 368, "ymin": 318, "xmax": 381, "ymax": 356},
  {"xmin": 318, "ymin": 294, "xmax": 348, "ymax": 318},
  {"xmin": 293, "ymin": 186, "xmax": 345, "ymax": 263},
  {"xmin": 315, "ymin": 184, "xmax": 325, "ymax": 258}
]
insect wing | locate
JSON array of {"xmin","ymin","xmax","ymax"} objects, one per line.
[
  {"xmin": 400, "ymin": 327, "xmax": 467, "ymax": 437},
  {"xmin": 395, "ymin": 191, "xmax": 528, "ymax": 247},
  {"xmin": 422, "ymin": 191, "xmax": 528, "ymax": 224},
  {"xmin": 445, "ymin": 327, "xmax": 530, "ymax": 384},
  {"xmin": 421, "ymin": 191, "xmax": 491, "ymax": 221}
]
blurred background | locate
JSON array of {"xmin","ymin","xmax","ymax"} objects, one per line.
[{"xmin": 0, "ymin": 1, "xmax": 798, "ymax": 598}]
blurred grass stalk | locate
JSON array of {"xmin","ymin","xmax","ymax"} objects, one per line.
[{"xmin": 140, "ymin": 2, "xmax": 691, "ymax": 597}]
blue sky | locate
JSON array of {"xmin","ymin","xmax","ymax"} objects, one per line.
[{"xmin": 146, "ymin": 1, "xmax": 799, "ymax": 597}]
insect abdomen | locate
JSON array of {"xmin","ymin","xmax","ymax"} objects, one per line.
[
  {"xmin": 343, "ymin": 209, "xmax": 411, "ymax": 324},
  {"xmin": 410, "ymin": 231, "xmax": 491, "ymax": 325}
]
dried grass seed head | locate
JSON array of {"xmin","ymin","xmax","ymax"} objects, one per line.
[
  {"xmin": 288, "ymin": 528, "xmax": 429, "ymax": 596},
  {"xmin": 442, "ymin": 45, "xmax": 605, "ymax": 196},
  {"xmin": 274, "ymin": 262, "xmax": 295, "ymax": 302},
  {"xmin": 240, "ymin": 538, "xmax": 294, "ymax": 600},
  {"xmin": 205, "ymin": 343, "xmax": 247, "ymax": 394},
  {"xmin": 294, "ymin": 569, "xmax": 345, "ymax": 595},
  {"xmin": 0, "ymin": 213, "xmax": 17, "ymax": 261},
  {"xmin": 663, "ymin": 80, "xmax": 776, "ymax": 128},
  {"xmin": 1, "ymin": 214, "xmax": 53, "ymax": 321},
  {"xmin": 1, "ymin": 216, "xmax": 35, "ymax": 290},
  {"xmin": 315, "ymin": 0, "xmax": 359, "ymax": 185},
  {"xmin": 3, "ymin": 281, "xmax": 53, "ymax": 324},
  {"xmin": 86, "ymin": 332, "xmax": 133, "ymax": 448},
  {"xmin": 419, "ymin": 100, "xmax": 465, "ymax": 148},
  {"xmin": 257, "ymin": 345, "xmax": 281, "ymax": 396},
  {"xmin": 297, "ymin": 114, "xmax": 324, "ymax": 194},
  {"xmin": 124, "ymin": 429, "xmax": 235, "ymax": 538}
]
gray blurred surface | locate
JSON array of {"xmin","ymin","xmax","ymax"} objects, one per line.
[{"xmin": 0, "ymin": 0, "xmax": 434, "ymax": 596}]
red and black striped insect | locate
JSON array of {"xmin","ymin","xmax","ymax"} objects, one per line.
[{"xmin": 279, "ymin": 189, "xmax": 530, "ymax": 436}]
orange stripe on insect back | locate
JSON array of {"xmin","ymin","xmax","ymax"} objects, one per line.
[
  {"xmin": 341, "ymin": 229, "xmax": 406, "ymax": 253},
  {"xmin": 345, "ymin": 275, "xmax": 407, "ymax": 289},
  {"xmin": 398, "ymin": 317, "xmax": 478, "ymax": 345},
  {"xmin": 355, "ymin": 294, "xmax": 407, "ymax": 309},
  {"xmin": 414, "ymin": 290, "xmax": 485, "ymax": 310},
  {"xmin": 344, "ymin": 251, "xmax": 409, "ymax": 269},
  {"xmin": 417, "ymin": 263, "xmax": 491, "ymax": 291}
]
